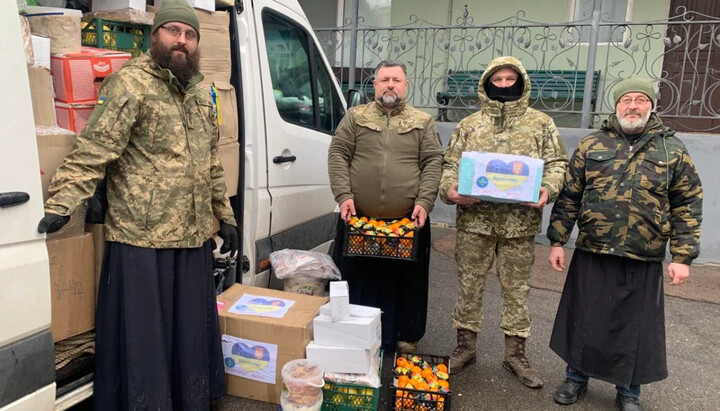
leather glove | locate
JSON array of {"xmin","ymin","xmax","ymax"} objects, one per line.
[
  {"xmin": 218, "ymin": 221, "xmax": 239, "ymax": 256},
  {"xmin": 38, "ymin": 213, "xmax": 70, "ymax": 234}
]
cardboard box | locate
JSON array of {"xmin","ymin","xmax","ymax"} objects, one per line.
[
  {"xmin": 306, "ymin": 341, "xmax": 379, "ymax": 374},
  {"xmin": 155, "ymin": 0, "xmax": 215, "ymax": 12},
  {"xmin": 458, "ymin": 151, "xmax": 544, "ymax": 203},
  {"xmin": 313, "ymin": 312, "xmax": 381, "ymax": 349},
  {"xmin": 47, "ymin": 232, "xmax": 96, "ymax": 342},
  {"xmin": 218, "ymin": 141, "xmax": 239, "ymax": 197},
  {"xmin": 217, "ymin": 284, "xmax": 327, "ymax": 404},
  {"xmin": 36, "ymin": 126, "xmax": 86, "ymax": 240},
  {"xmin": 50, "ymin": 47, "xmax": 132, "ymax": 104},
  {"xmin": 27, "ymin": 66, "xmax": 57, "ymax": 127},
  {"xmin": 92, "ymin": 0, "xmax": 146, "ymax": 12},
  {"xmin": 85, "ymin": 223, "xmax": 106, "ymax": 295},
  {"xmin": 31, "ymin": 35, "xmax": 51, "ymax": 70},
  {"xmin": 319, "ymin": 303, "xmax": 381, "ymax": 319},
  {"xmin": 196, "ymin": 9, "xmax": 230, "ymax": 84},
  {"xmin": 329, "ymin": 281, "xmax": 350, "ymax": 322},
  {"xmin": 26, "ymin": 8, "xmax": 82, "ymax": 54},
  {"xmin": 55, "ymin": 102, "xmax": 95, "ymax": 132}
]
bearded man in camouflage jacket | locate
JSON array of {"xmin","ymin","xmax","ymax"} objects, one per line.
[
  {"xmin": 547, "ymin": 76, "xmax": 703, "ymax": 411},
  {"xmin": 36, "ymin": 1, "xmax": 237, "ymax": 409},
  {"xmin": 439, "ymin": 56, "xmax": 568, "ymax": 387}
]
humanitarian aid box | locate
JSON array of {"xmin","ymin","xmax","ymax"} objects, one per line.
[{"xmin": 458, "ymin": 151, "xmax": 544, "ymax": 203}]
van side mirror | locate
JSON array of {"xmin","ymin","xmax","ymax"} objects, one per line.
[{"xmin": 347, "ymin": 89, "xmax": 368, "ymax": 107}]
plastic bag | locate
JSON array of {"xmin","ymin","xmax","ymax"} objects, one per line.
[{"xmin": 269, "ymin": 249, "xmax": 340, "ymax": 280}]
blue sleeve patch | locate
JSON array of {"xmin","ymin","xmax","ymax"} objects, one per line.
[{"xmin": 97, "ymin": 96, "xmax": 106, "ymax": 105}]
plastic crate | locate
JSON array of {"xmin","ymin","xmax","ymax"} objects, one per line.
[
  {"xmin": 343, "ymin": 222, "xmax": 419, "ymax": 261},
  {"xmin": 82, "ymin": 19, "xmax": 151, "ymax": 58},
  {"xmin": 392, "ymin": 352, "xmax": 452, "ymax": 411},
  {"xmin": 321, "ymin": 350, "xmax": 383, "ymax": 411}
]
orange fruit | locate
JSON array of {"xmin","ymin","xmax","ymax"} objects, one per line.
[
  {"xmin": 436, "ymin": 364, "xmax": 448, "ymax": 373},
  {"xmin": 397, "ymin": 375, "xmax": 410, "ymax": 388},
  {"xmin": 396, "ymin": 357, "xmax": 409, "ymax": 368},
  {"xmin": 411, "ymin": 366, "xmax": 422, "ymax": 374},
  {"xmin": 437, "ymin": 380, "xmax": 449, "ymax": 390},
  {"xmin": 421, "ymin": 368, "xmax": 433, "ymax": 381},
  {"xmin": 416, "ymin": 381, "xmax": 429, "ymax": 391}
]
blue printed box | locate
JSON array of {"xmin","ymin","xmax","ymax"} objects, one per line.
[{"xmin": 458, "ymin": 152, "xmax": 544, "ymax": 203}]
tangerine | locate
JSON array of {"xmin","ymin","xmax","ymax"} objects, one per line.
[
  {"xmin": 436, "ymin": 363, "xmax": 448, "ymax": 373},
  {"xmin": 397, "ymin": 375, "xmax": 410, "ymax": 388},
  {"xmin": 411, "ymin": 366, "xmax": 422, "ymax": 374},
  {"xmin": 396, "ymin": 357, "xmax": 409, "ymax": 368},
  {"xmin": 420, "ymin": 368, "xmax": 433, "ymax": 381}
]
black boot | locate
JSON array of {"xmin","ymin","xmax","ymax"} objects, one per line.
[
  {"xmin": 554, "ymin": 378, "xmax": 588, "ymax": 405},
  {"xmin": 616, "ymin": 393, "xmax": 641, "ymax": 411}
]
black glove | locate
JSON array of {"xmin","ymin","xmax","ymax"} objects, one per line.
[
  {"xmin": 38, "ymin": 213, "xmax": 70, "ymax": 234},
  {"xmin": 218, "ymin": 221, "xmax": 239, "ymax": 256}
]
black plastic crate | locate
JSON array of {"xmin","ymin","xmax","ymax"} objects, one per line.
[
  {"xmin": 343, "ymin": 220, "xmax": 419, "ymax": 261},
  {"xmin": 392, "ymin": 352, "xmax": 451, "ymax": 411}
]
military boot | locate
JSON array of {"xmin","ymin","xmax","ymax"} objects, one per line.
[
  {"xmin": 449, "ymin": 329, "xmax": 477, "ymax": 375},
  {"xmin": 502, "ymin": 335, "xmax": 544, "ymax": 388}
]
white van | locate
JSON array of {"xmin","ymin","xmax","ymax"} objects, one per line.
[{"xmin": 0, "ymin": 1, "xmax": 347, "ymax": 409}]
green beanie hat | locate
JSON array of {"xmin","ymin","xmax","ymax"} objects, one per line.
[
  {"xmin": 613, "ymin": 76, "xmax": 655, "ymax": 108},
  {"xmin": 152, "ymin": 0, "xmax": 200, "ymax": 41}
]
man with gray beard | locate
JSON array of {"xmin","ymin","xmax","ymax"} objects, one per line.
[
  {"xmin": 546, "ymin": 76, "xmax": 703, "ymax": 411},
  {"xmin": 328, "ymin": 60, "xmax": 443, "ymax": 353},
  {"xmin": 38, "ymin": 1, "xmax": 237, "ymax": 409}
]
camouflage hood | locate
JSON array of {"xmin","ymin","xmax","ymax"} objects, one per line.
[{"xmin": 477, "ymin": 56, "xmax": 532, "ymax": 118}]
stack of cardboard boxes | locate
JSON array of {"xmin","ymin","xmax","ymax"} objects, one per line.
[{"xmin": 306, "ymin": 281, "xmax": 382, "ymax": 374}]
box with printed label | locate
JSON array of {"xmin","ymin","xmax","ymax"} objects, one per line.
[
  {"xmin": 50, "ymin": 47, "xmax": 131, "ymax": 104},
  {"xmin": 313, "ymin": 311, "xmax": 381, "ymax": 349},
  {"xmin": 217, "ymin": 284, "xmax": 327, "ymax": 404},
  {"xmin": 458, "ymin": 151, "xmax": 544, "ymax": 203}
]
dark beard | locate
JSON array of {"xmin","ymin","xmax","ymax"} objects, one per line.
[{"xmin": 150, "ymin": 41, "xmax": 201, "ymax": 86}]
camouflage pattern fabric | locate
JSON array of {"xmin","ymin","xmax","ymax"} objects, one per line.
[
  {"xmin": 439, "ymin": 56, "xmax": 568, "ymax": 238},
  {"xmin": 452, "ymin": 231, "xmax": 535, "ymax": 338},
  {"xmin": 45, "ymin": 54, "xmax": 236, "ymax": 248},
  {"xmin": 328, "ymin": 100, "xmax": 443, "ymax": 218},
  {"xmin": 548, "ymin": 113, "xmax": 703, "ymax": 264}
]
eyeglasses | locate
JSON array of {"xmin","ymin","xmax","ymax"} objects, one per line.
[
  {"xmin": 618, "ymin": 96, "xmax": 650, "ymax": 106},
  {"xmin": 160, "ymin": 25, "xmax": 198, "ymax": 42}
]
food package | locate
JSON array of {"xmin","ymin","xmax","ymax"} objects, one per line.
[
  {"xmin": 269, "ymin": 249, "xmax": 340, "ymax": 280},
  {"xmin": 26, "ymin": 7, "xmax": 82, "ymax": 54}
]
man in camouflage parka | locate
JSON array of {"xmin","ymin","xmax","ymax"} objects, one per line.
[
  {"xmin": 329, "ymin": 60, "xmax": 443, "ymax": 354},
  {"xmin": 439, "ymin": 56, "xmax": 568, "ymax": 387},
  {"xmin": 37, "ymin": 1, "xmax": 237, "ymax": 409},
  {"xmin": 547, "ymin": 76, "xmax": 702, "ymax": 411}
]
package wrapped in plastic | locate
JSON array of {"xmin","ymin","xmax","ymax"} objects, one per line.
[
  {"xmin": 322, "ymin": 353, "xmax": 381, "ymax": 388},
  {"xmin": 20, "ymin": 16, "xmax": 34, "ymax": 66},
  {"xmin": 269, "ymin": 249, "xmax": 341, "ymax": 280},
  {"xmin": 82, "ymin": 8, "xmax": 154, "ymax": 25}
]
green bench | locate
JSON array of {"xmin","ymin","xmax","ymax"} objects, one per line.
[{"xmin": 436, "ymin": 69, "xmax": 600, "ymax": 121}]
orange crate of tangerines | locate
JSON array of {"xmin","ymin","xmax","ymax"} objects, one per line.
[
  {"xmin": 393, "ymin": 353, "xmax": 451, "ymax": 411},
  {"xmin": 343, "ymin": 216, "xmax": 419, "ymax": 261}
]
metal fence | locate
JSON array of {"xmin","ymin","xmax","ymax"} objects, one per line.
[{"xmin": 315, "ymin": 4, "xmax": 720, "ymax": 132}]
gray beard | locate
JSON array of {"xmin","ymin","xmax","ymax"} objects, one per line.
[
  {"xmin": 618, "ymin": 110, "xmax": 651, "ymax": 133},
  {"xmin": 380, "ymin": 93, "xmax": 401, "ymax": 109}
]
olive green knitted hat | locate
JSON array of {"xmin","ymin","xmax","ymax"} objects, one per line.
[
  {"xmin": 613, "ymin": 76, "xmax": 655, "ymax": 107},
  {"xmin": 152, "ymin": 0, "xmax": 200, "ymax": 41}
]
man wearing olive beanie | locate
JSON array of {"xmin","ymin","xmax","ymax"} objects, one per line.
[
  {"xmin": 547, "ymin": 75, "xmax": 703, "ymax": 411},
  {"xmin": 38, "ymin": 0, "xmax": 237, "ymax": 409}
]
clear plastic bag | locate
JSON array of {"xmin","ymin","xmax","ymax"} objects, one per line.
[{"xmin": 269, "ymin": 249, "xmax": 340, "ymax": 280}]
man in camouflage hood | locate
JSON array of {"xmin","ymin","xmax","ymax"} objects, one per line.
[
  {"xmin": 328, "ymin": 60, "xmax": 443, "ymax": 353},
  {"xmin": 439, "ymin": 56, "xmax": 568, "ymax": 387},
  {"xmin": 37, "ymin": 1, "xmax": 237, "ymax": 408},
  {"xmin": 547, "ymin": 76, "xmax": 702, "ymax": 411}
]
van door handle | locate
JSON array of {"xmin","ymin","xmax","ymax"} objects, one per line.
[
  {"xmin": 272, "ymin": 155, "xmax": 297, "ymax": 164},
  {"xmin": 0, "ymin": 192, "xmax": 30, "ymax": 208}
]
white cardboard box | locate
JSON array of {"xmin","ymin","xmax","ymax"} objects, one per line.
[
  {"xmin": 329, "ymin": 281, "xmax": 350, "ymax": 322},
  {"xmin": 91, "ymin": 0, "xmax": 146, "ymax": 12},
  {"xmin": 319, "ymin": 303, "xmax": 381, "ymax": 319},
  {"xmin": 155, "ymin": 0, "xmax": 215, "ymax": 12},
  {"xmin": 458, "ymin": 151, "xmax": 544, "ymax": 203},
  {"xmin": 313, "ymin": 312, "xmax": 381, "ymax": 349},
  {"xmin": 306, "ymin": 341, "xmax": 380, "ymax": 374}
]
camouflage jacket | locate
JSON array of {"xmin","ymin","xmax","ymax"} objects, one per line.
[
  {"xmin": 547, "ymin": 114, "xmax": 703, "ymax": 264},
  {"xmin": 439, "ymin": 56, "xmax": 568, "ymax": 238},
  {"xmin": 45, "ymin": 54, "xmax": 236, "ymax": 248},
  {"xmin": 328, "ymin": 100, "xmax": 443, "ymax": 218}
]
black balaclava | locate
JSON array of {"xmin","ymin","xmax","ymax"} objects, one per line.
[{"xmin": 485, "ymin": 69, "xmax": 524, "ymax": 102}]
